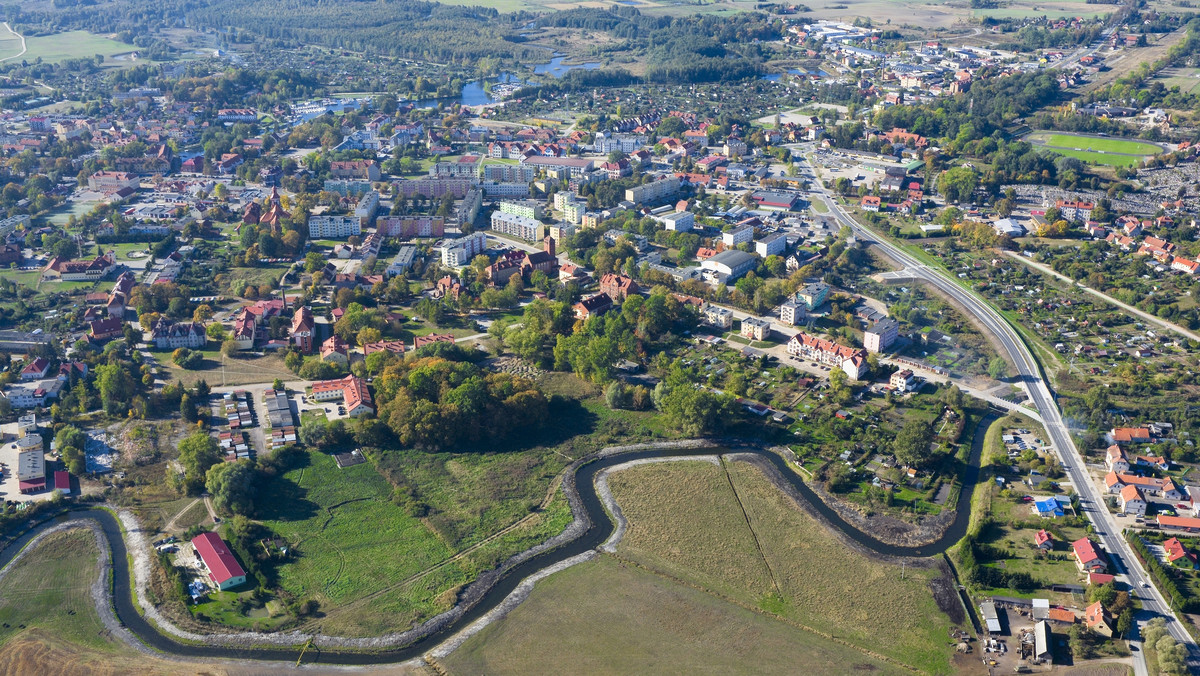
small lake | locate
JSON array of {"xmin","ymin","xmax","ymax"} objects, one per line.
[
  {"xmin": 533, "ymin": 56, "xmax": 601, "ymax": 79},
  {"xmin": 413, "ymin": 73, "xmax": 527, "ymax": 109}
]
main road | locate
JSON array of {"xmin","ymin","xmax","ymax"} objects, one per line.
[{"xmin": 800, "ymin": 158, "xmax": 1198, "ymax": 659}]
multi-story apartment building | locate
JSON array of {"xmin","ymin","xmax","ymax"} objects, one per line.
[
  {"xmin": 490, "ymin": 211, "xmax": 545, "ymax": 242},
  {"xmin": 308, "ymin": 215, "xmax": 361, "ymax": 239}
]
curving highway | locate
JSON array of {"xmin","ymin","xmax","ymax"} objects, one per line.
[{"xmin": 803, "ymin": 161, "xmax": 1197, "ymax": 662}]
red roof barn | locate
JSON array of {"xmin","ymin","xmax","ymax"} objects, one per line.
[{"xmin": 192, "ymin": 532, "xmax": 248, "ymax": 590}]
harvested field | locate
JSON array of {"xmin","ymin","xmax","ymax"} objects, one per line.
[
  {"xmin": 604, "ymin": 460, "xmax": 776, "ymax": 605},
  {"xmin": 0, "ymin": 529, "xmax": 113, "ymax": 653},
  {"xmin": 441, "ymin": 555, "xmax": 908, "ymax": 675},
  {"xmin": 606, "ymin": 458, "xmax": 960, "ymax": 674}
]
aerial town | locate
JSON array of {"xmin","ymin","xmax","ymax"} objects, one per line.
[{"xmin": 0, "ymin": 0, "xmax": 1198, "ymax": 673}]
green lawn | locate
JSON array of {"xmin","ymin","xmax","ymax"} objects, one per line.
[
  {"xmin": 1040, "ymin": 134, "xmax": 1162, "ymax": 156},
  {"xmin": 20, "ymin": 31, "xmax": 136, "ymax": 65}
]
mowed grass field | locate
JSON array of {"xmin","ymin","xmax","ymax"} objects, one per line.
[
  {"xmin": 1026, "ymin": 131, "xmax": 1163, "ymax": 167},
  {"xmin": 605, "ymin": 460, "xmax": 959, "ymax": 674},
  {"xmin": 21, "ymin": 31, "xmax": 135, "ymax": 64},
  {"xmin": 442, "ymin": 555, "xmax": 909, "ymax": 676},
  {"xmin": 0, "ymin": 529, "xmax": 112, "ymax": 652},
  {"xmin": 1041, "ymin": 133, "xmax": 1163, "ymax": 155}
]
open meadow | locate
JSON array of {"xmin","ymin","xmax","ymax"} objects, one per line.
[
  {"xmin": 441, "ymin": 555, "xmax": 909, "ymax": 675},
  {"xmin": 1156, "ymin": 66, "xmax": 1200, "ymax": 95},
  {"xmin": 254, "ymin": 447, "xmax": 572, "ymax": 636},
  {"xmin": 18, "ymin": 31, "xmax": 136, "ymax": 65},
  {"xmin": 603, "ymin": 459, "xmax": 962, "ymax": 674},
  {"xmin": 0, "ymin": 23, "xmax": 23, "ymax": 61}
]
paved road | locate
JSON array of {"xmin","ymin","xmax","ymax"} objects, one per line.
[
  {"xmin": 800, "ymin": 157, "xmax": 1197, "ymax": 662},
  {"xmin": 1004, "ymin": 250, "xmax": 1200, "ymax": 344}
]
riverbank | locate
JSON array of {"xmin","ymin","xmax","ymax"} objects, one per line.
[{"xmin": 0, "ymin": 427, "xmax": 994, "ymax": 666}]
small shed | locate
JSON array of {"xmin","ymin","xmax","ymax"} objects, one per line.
[
  {"xmin": 54, "ymin": 470, "xmax": 70, "ymax": 495},
  {"xmin": 980, "ymin": 601, "xmax": 1002, "ymax": 633}
]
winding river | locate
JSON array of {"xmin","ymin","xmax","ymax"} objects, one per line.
[{"xmin": 0, "ymin": 411, "xmax": 996, "ymax": 665}]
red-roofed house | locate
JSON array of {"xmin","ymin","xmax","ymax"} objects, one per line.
[
  {"xmin": 412, "ymin": 333, "xmax": 456, "ymax": 351},
  {"xmin": 1105, "ymin": 445, "xmax": 1129, "ymax": 473},
  {"xmin": 1035, "ymin": 529, "xmax": 1053, "ymax": 550},
  {"xmin": 861, "ymin": 195, "xmax": 882, "ymax": 212},
  {"xmin": 1119, "ymin": 484, "xmax": 1147, "ymax": 517},
  {"xmin": 310, "ymin": 375, "xmax": 374, "ymax": 417},
  {"xmin": 20, "ymin": 357, "xmax": 50, "ymax": 381},
  {"xmin": 1163, "ymin": 537, "xmax": 1196, "ymax": 567},
  {"xmin": 1087, "ymin": 572, "xmax": 1115, "ymax": 586},
  {"xmin": 320, "ymin": 336, "xmax": 349, "ymax": 366},
  {"xmin": 1108, "ymin": 427, "xmax": 1152, "ymax": 445},
  {"xmin": 599, "ymin": 274, "xmax": 639, "ymax": 303},
  {"xmin": 192, "ymin": 532, "xmax": 247, "ymax": 590},
  {"xmin": 1084, "ymin": 601, "xmax": 1112, "ymax": 637},
  {"xmin": 1072, "ymin": 538, "xmax": 1107, "ymax": 573}
]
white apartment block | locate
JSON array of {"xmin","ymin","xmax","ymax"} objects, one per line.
[
  {"xmin": 490, "ymin": 211, "xmax": 545, "ymax": 242},
  {"xmin": 308, "ymin": 215, "xmax": 362, "ymax": 239},
  {"xmin": 723, "ymin": 225, "xmax": 754, "ymax": 247},
  {"xmin": 441, "ymin": 231, "xmax": 488, "ymax": 267},
  {"xmin": 500, "ymin": 200, "xmax": 544, "ymax": 220}
]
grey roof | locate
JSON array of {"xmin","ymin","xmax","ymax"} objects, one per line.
[{"xmin": 708, "ymin": 249, "xmax": 757, "ymax": 268}]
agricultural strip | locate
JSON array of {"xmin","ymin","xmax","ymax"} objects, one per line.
[{"xmin": 440, "ymin": 555, "xmax": 909, "ymax": 676}]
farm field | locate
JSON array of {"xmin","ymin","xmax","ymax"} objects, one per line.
[
  {"xmin": 604, "ymin": 459, "xmax": 961, "ymax": 674},
  {"xmin": 0, "ymin": 23, "xmax": 22, "ymax": 61},
  {"xmin": 442, "ymin": 555, "xmax": 909, "ymax": 675},
  {"xmin": 19, "ymin": 31, "xmax": 136, "ymax": 65},
  {"xmin": 1155, "ymin": 66, "xmax": 1200, "ymax": 94}
]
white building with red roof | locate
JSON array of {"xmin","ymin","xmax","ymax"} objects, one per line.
[
  {"xmin": 1072, "ymin": 538, "xmax": 1108, "ymax": 573},
  {"xmin": 192, "ymin": 532, "xmax": 247, "ymax": 590},
  {"xmin": 786, "ymin": 331, "xmax": 868, "ymax": 379},
  {"xmin": 310, "ymin": 375, "xmax": 374, "ymax": 417}
]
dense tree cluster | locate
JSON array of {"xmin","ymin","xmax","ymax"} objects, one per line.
[{"xmin": 374, "ymin": 356, "xmax": 547, "ymax": 451}]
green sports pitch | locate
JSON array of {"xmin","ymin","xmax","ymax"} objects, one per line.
[{"xmin": 1024, "ymin": 131, "xmax": 1165, "ymax": 166}]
